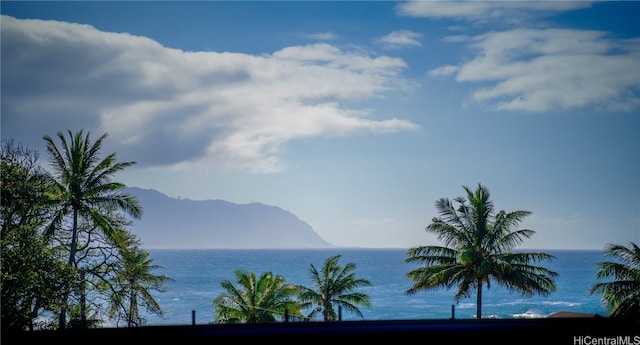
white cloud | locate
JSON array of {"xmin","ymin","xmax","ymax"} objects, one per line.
[
  {"xmin": 428, "ymin": 65, "xmax": 459, "ymax": 77},
  {"xmin": 376, "ymin": 30, "xmax": 423, "ymax": 49},
  {"xmin": 2, "ymin": 15, "xmax": 419, "ymax": 173},
  {"xmin": 442, "ymin": 35, "xmax": 470, "ymax": 43},
  {"xmin": 448, "ymin": 28, "xmax": 640, "ymax": 112},
  {"xmin": 396, "ymin": 0, "xmax": 593, "ymax": 24},
  {"xmin": 307, "ymin": 31, "xmax": 338, "ymax": 41}
]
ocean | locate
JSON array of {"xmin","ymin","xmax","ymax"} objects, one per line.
[{"xmin": 140, "ymin": 248, "xmax": 609, "ymax": 326}]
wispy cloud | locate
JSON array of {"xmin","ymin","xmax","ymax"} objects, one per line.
[
  {"xmin": 428, "ymin": 65, "xmax": 459, "ymax": 77},
  {"xmin": 441, "ymin": 35, "xmax": 470, "ymax": 43},
  {"xmin": 376, "ymin": 30, "xmax": 423, "ymax": 49},
  {"xmin": 395, "ymin": 1, "xmax": 639, "ymax": 112},
  {"xmin": 441, "ymin": 28, "xmax": 640, "ymax": 112},
  {"xmin": 2, "ymin": 16, "xmax": 419, "ymax": 173},
  {"xmin": 306, "ymin": 31, "xmax": 338, "ymax": 41},
  {"xmin": 396, "ymin": 0, "xmax": 593, "ymax": 24}
]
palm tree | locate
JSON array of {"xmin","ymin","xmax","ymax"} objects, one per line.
[
  {"xmin": 588, "ymin": 242, "xmax": 640, "ymax": 318},
  {"xmin": 106, "ymin": 239, "xmax": 173, "ymax": 327},
  {"xmin": 405, "ymin": 183, "xmax": 558, "ymax": 319},
  {"xmin": 212, "ymin": 270, "xmax": 301, "ymax": 323},
  {"xmin": 43, "ymin": 129, "xmax": 143, "ymax": 329},
  {"xmin": 296, "ymin": 254, "xmax": 372, "ymax": 321}
]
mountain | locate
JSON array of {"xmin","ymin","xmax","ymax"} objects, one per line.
[{"xmin": 124, "ymin": 187, "xmax": 334, "ymax": 249}]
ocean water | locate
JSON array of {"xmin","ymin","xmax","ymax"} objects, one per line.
[{"xmin": 141, "ymin": 248, "xmax": 609, "ymax": 326}]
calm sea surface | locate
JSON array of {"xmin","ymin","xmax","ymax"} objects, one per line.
[{"xmin": 141, "ymin": 248, "xmax": 609, "ymax": 326}]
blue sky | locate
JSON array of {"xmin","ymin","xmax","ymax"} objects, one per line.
[{"xmin": 2, "ymin": 1, "xmax": 639, "ymax": 249}]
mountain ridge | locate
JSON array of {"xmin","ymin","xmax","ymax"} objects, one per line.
[{"xmin": 125, "ymin": 187, "xmax": 335, "ymax": 249}]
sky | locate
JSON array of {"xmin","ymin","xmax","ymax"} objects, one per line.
[{"xmin": 2, "ymin": 1, "xmax": 639, "ymax": 250}]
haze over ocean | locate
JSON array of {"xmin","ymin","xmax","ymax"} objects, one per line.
[{"xmin": 140, "ymin": 248, "xmax": 608, "ymax": 326}]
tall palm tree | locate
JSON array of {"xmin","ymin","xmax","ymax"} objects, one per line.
[
  {"xmin": 107, "ymin": 240, "xmax": 173, "ymax": 327},
  {"xmin": 212, "ymin": 270, "xmax": 301, "ymax": 323},
  {"xmin": 588, "ymin": 241, "xmax": 640, "ymax": 318},
  {"xmin": 296, "ymin": 254, "xmax": 372, "ymax": 321},
  {"xmin": 405, "ymin": 183, "xmax": 558, "ymax": 319},
  {"xmin": 43, "ymin": 129, "xmax": 142, "ymax": 329}
]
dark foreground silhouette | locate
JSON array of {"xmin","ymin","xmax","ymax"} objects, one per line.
[{"xmin": 4, "ymin": 317, "xmax": 639, "ymax": 344}]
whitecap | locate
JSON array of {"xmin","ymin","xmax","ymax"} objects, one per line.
[
  {"xmin": 456, "ymin": 302, "xmax": 475, "ymax": 309},
  {"xmin": 512, "ymin": 310, "xmax": 547, "ymax": 319},
  {"xmin": 539, "ymin": 301, "xmax": 580, "ymax": 307}
]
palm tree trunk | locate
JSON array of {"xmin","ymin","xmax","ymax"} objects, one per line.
[
  {"xmin": 476, "ymin": 279, "xmax": 482, "ymax": 319},
  {"xmin": 80, "ymin": 270, "xmax": 86, "ymax": 327},
  {"xmin": 128, "ymin": 289, "xmax": 136, "ymax": 327},
  {"xmin": 59, "ymin": 210, "xmax": 80, "ymax": 329},
  {"xmin": 58, "ymin": 290, "xmax": 68, "ymax": 329}
]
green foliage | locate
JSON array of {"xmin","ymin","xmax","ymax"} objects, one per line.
[
  {"xmin": 296, "ymin": 254, "xmax": 372, "ymax": 321},
  {"xmin": 68, "ymin": 303, "xmax": 103, "ymax": 329},
  {"xmin": 105, "ymin": 236, "xmax": 173, "ymax": 327},
  {"xmin": 42, "ymin": 129, "xmax": 143, "ymax": 258},
  {"xmin": 589, "ymin": 241, "xmax": 640, "ymax": 318},
  {"xmin": 405, "ymin": 183, "xmax": 558, "ymax": 319},
  {"xmin": 1, "ymin": 139, "xmax": 74, "ymax": 331},
  {"xmin": 2, "ymin": 132, "xmax": 171, "ymax": 330},
  {"xmin": 0, "ymin": 221, "xmax": 73, "ymax": 331},
  {"xmin": 42, "ymin": 129, "xmax": 144, "ymax": 328},
  {"xmin": 212, "ymin": 270, "xmax": 301, "ymax": 323}
]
